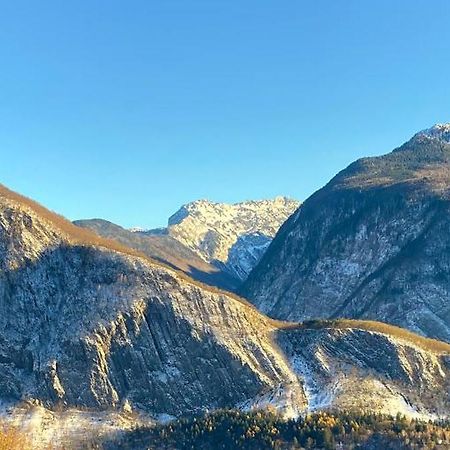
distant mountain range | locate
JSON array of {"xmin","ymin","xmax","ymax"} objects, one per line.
[
  {"xmin": 75, "ymin": 197, "xmax": 299, "ymax": 290},
  {"xmin": 242, "ymin": 124, "xmax": 450, "ymax": 342}
]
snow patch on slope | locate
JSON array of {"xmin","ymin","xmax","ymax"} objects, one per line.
[
  {"xmin": 0, "ymin": 404, "xmax": 153, "ymax": 450},
  {"xmin": 238, "ymin": 382, "xmax": 306, "ymax": 419},
  {"xmin": 291, "ymin": 355, "xmax": 337, "ymax": 411}
]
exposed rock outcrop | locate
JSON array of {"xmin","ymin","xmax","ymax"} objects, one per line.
[
  {"xmin": 139, "ymin": 197, "xmax": 300, "ymax": 281},
  {"xmin": 0, "ymin": 186, "xmax": 303, "ymax": 417}
]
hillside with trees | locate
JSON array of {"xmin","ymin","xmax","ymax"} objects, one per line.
[{"xmin": 109, "ymin": 410, "xmax": 450, "ymax": 449}]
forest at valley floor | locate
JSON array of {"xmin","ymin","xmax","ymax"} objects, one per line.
[{"xmin": 101, "ymin": 409, "xmax": 450, "ymax": 450}]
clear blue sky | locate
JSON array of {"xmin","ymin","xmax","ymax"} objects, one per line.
[{"xmin": 1, "ymin": 1, "xmax": 449, "ymax": 228}]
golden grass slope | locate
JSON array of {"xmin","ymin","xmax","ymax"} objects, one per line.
[{"xmin": 293, "ymin": 319, "xmax": 450, "ymax": 354}]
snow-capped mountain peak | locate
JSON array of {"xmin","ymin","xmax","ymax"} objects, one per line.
[
  {"xmin": 143, "ymin": 197, "xmax": 300, "ymax": 281},
  {"xmin": 129, "ymin": 226, "xmax": 147, "ymax": 233},
  {"xmin": 415, "ymin": 123, "xmax": 450, "ymax": 143}
]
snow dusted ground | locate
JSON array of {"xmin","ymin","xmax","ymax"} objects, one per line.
[
  {"xmin": 238, "ymin": 382, "xmax": 306, "ymax": 420},
  {"xmin": 0, "ymin": 403, "xmax": 154, "ymax": 449},
  {"xmin": 290, "ymin": 354, "xmax": 439, "ymax": 421},
  {"xmin": 282, "ymin": 328, "xmax": 449, "ymax": 421}
]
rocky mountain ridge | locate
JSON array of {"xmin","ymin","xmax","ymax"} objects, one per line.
[
  {"xmin": 136, "ymin": 197, "xmax": 300, "ymax": 281},
  {"xmin": 417, "ymin": 123, "xmax": 450, "ymax": 142},
  {"xmin": 241, "ymin": 124, "xmax": 450, "ymax": 342}
]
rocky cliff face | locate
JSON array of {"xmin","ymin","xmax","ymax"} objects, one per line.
[
  {"xmin": 278, "ymin": 321, "xmax": 450, "ymax": 418},
  {"xmin": 241, "ymin": 125, "xmax": 450, "ymax": 342},
  {"xmin": 139, "ymin": 197, "xmax": 300, "ymax": 281},
  {"xmin": 0, "ymin": 184, "xmax": 449, "ymax": 428}
]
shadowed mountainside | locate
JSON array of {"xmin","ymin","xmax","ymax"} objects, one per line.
[
  {"xmin": 241, "ymin": 125, "xmax": 450, "ymax": 342},
  {"xmin": 73, "ymin": 218, "xmax": 239, "ymax": 291}
]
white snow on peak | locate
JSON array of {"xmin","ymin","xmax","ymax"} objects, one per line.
[
  {"xmin": 416, "ymin": 123, "xmax": 450, "ymax": 143},
  {"xmin": 167, "ymin": 197, "xmax": 300, "ymax": 280},
  {"xmin": 129, "ymin": 226, "xmax": 148, "ymax": 233},
  {"xmin": 128, "ymin": 197, "xmax": 300, "ymax": 280}
]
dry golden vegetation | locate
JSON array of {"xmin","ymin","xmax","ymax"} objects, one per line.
[
  {"xmin": 293, "ymin": 319, "xmax": 450, "ymax": 354},
  {"xmin": 0, "ymin": 423, "xmax": 33, "ymax": 450},
  {"xmin": 0, "ymin": 183, "xmax": 161, "ymax": 262}
]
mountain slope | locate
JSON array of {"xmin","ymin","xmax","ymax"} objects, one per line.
[
  {"xmin": 139, "ymin": 197, "xmax": 300, "ymax": 281},
  {"xmin": 0, "ymin": 183, "xmax": 448, "ymax": 444},
  {"xmin": 0, "ymin": 185, "xmax": 304, "ymax": 418},
  {"xmin": 241, "ymin": 124, "xmax": 450, "ymax": 342},
  {"xmin": 73, "ymin": 218, "xmax": 239, "ymax": 291},
  {"xmin": 279, "ymin": 320, "xmax": 450, "ymax": 417}
]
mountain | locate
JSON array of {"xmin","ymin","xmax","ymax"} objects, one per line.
[
  {"xmin": 241, "ymin": 124, "xmax": 450, "ymax": 342},
  {"xmin": 73, "ymin": 218, "xmax": 238, "ymax": 291},
  {"xmin": 137, "ymin": 197, "xmax": 300, "ymax": 281},
  {"xmin": 0, "ymin": 184, "xmax": 449, "ymax": 447},
  {"xmin": 0, "ymin": 185, "xmax": 303, "ymax": 418}
]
